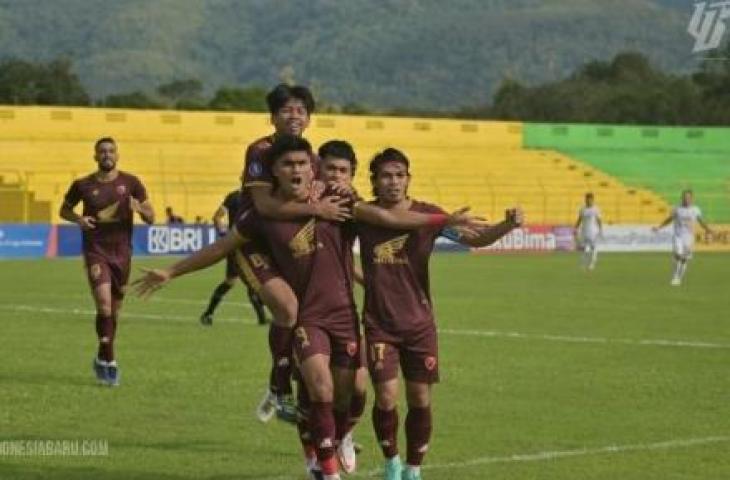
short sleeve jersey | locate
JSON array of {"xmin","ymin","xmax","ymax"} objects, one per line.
[
  {"xmin": 672, "ymin": 205, "xmax": 702, "ymax": 237},
  {"xmin": 356, "ymin": 200, "xmax": 445, "ymax": 335},
  {"xmin": 62, "ymin": 171, "xmax": 147, "ymax": 254}
]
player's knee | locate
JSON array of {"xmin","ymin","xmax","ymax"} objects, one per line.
[
  {"xmin": 308, "ymin": 375, "xmax": 333, "ymax": 402},
  {"xmin": 406, "ymin": 384, "xmax": 431, "ymax": 408}
]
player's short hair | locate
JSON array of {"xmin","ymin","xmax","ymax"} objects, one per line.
[
  {"xmin": 94, "ymin": 137, "xmax": 116, "ymax": 151},
  {"xmin": 369, "ymin": 148, "xmax": 410, "ymax": 178},
  {"xmin": 266, "ymin": 84, "xmax": 315, "ymax": 115},
  {"xmin": 267, "ymin": 134, "xmax": 312, "ymax": 166},
  {"xmin": 318, "ymin": 140, "xmax": 357, "ymax": 175},
  {"xmin": 585, "ymin": 192, "xmax": 594, "ymax": 199},
  {"xmin": 369, "ymin": 148, "xmax": 411, "ymax": 197},
  {"xmin": 682, "ymin": 189, "xmax": 693, "ymax": 196}
]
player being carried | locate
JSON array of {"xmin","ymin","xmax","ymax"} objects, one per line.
[
  {"xmin": 199, "ymin": 175, "xmax": 269, "ymax": 326},
  {"xmin": 653, "ymin": 189, "xmax": 714, "ymax": 286},
  {"xmin": 574, "ymin": 192, "xmax": 603, "ymax": 271},
  {"xmin": 131, "ymin": 135, "xmax": 486, "ymax": 480},
  {"xmin": 356, "ymin": 148, "xmax": 523, "ymax": 480},
  {"xmin": 59, "ymin": 137, "xmax": 155, "ymax": 386}
]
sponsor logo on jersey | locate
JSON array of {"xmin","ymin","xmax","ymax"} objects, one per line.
[
  {"xmin": 97, "ymin": 201, "xmax": 120, "ymax": 223},
  {"xmin": 373, "ymin": 234, "xmax": 409, "ymax": 264},
  {"xmin": 289, "ymin": 219, "xmax": 317, "ymax": 258},
  {"xmin": 116, "ymin": 185, "xmax": 127, "ymax": 195}
]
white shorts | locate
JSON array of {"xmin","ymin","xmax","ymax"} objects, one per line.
[
  {"xmin": 579, "ymin": 232, "xmax": 598, "ymax": 250},
  {"xmin": 673, "ymin": 234, "xmax": 694, "ymax": 259}
]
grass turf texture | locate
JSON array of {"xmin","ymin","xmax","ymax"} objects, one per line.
[{"xmin": 1, "ymin": 253, "xmax": 728, "ymax": 479}]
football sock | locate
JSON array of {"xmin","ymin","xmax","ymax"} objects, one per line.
[
  {"xmin": 204, "ymin": 281, "xmax": 232, "ymax": 315},
  {"xmin": 373, "ymin": 406, "xmax": 399, "ymax": 459},
  {"xmin": 268, "ymin": 324, "xmax": 293, "ymax": 395},
  {"xmin": 348, "ymin": 391, "xmax": 367, "ymax": 433},
  {"xmin": 95, "ymin": 313, "xmax": 116, "ymax": 362},
  {"xmin": 405, "ymin": 406, "xmax": 431, "ymax": 466},
  {"xmin": 310, "ymin": 401, "xmax": 337, "ymax": 474}
]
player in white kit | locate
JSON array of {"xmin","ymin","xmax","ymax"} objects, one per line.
[
  {"xmin": 654, "ymin": 190, "xmax": 714, "ymax": 286},
  {"xmin": 574, "ymin": 192, "xmax": 603, "ymax": 270}
]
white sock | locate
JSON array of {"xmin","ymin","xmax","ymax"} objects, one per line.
[
  {"xmin": 590, "ymin": 248, "xmax": 598, "ymax": 267},
  {"xmin": 323, "ymin": 474, "xmax": 341, "ymax": 480},
  {"xmin": 678, "ymin": 261, "xmax": 688, "ymax": 280},
  {"xmin": 673, "ymin": 260, "xmax": 682, "ymax": 279}
]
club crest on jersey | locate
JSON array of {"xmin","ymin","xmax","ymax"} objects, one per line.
[
  {"xmin": 92, "ymin": 189, "xmax": 99, "ymax": 196},
  {"xmin": 424, "ymin": 356, "xmax": 437, "ymax": 371},
  {"xmin": 116, "ymin": 185, "xmax": 127, "ymax": 195},
  {"xmin": 89, "ymin": 264, "xmax": 102, "ymax": 280},
  {"xmin": 289, "ymin": 219, "xmax": 317, "ymax": 258},
  {"xmin": 346, "ymin": 342, "xmax": 358, "ymax": 357},
  {"xmin": 373, "ymin": 234, "xmax": 409, "ymax": 264}
]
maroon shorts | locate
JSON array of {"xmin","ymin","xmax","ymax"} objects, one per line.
[
  {"xmin": 83, "ymin": 252, "xmax": 131, "ymax": 300},
  {"xmin": 233, "ymin": 242, "xmax": 279, "ymax": 293},
  {"xmin": 365, "ymin": 323, "xmax": 439, "ymax": 384},
  {"xmin": 293, "ymin": 324, "xmax": 361, "ymax": 370}
]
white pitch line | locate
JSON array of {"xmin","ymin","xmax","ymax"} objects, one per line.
[
  {"xmin": 439, "ymin": 328, "xmax": 730, "ymax": 350},
  {"xmin": 259, "ymin": 435, "xmax": 730, "ymax": 480},
  {"xmin": 2, "ymin": 303, "xmax": 729, "ymax": 349},
  {"xmin": 0, "ymin": 304, "xmax": 257, "ymax": 325}
]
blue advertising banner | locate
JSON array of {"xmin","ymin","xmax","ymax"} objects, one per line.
[
  {"xmin": 0, "ymin": 224, "xmax": 52, "ymax": 258},
  {"xmin": 56, "ymin": 225, "xmax": 220, "ymax": 257}
]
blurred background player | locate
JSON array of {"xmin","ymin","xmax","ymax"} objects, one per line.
[
  {"xmin": 356, "ymin": 148, "xmax": 522, "ymax": 480},
  {"xmin": 59, "ymin": 137, "xmax": 155, "ymax": 387},
  {"xmin": 165, "ymin": 206, "xmax": 184, "ymax": 224},
  {"xmin": 199, "ymin": 176, "xmax": 268, "ymax": 326},
  {"xmin": 654, "ymin": 189, "xmax": 714, "ymax": 286},
  {"xmin": 574, "ymin": 192, "xmax": 603, "ymax": 271}
]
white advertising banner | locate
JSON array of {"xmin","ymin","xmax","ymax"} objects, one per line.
[{"xmin": 593, "ymin": 225, "xmax": 673, "ymax": 252}]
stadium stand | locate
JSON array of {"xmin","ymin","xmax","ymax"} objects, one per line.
[
  {"xmin": 0, "ymin": 106, "xmax": 694, "ymax": 225},
  {"xmin": 525, "ymin": 124, "xmax": 730, "ymax": 222}
]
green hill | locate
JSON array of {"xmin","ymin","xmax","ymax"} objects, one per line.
[{"xmin": 0, "ymin": 0, "xmax": 698, "ymax": 110}]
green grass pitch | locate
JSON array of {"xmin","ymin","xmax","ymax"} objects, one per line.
[{"xmin": 1, "ymin": 252, "xmax": 728, "ymax": 479}]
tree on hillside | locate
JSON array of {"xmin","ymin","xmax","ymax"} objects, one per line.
[
  {"xmin": 0, "ymin": 58, "xmax": 89, "ymax": 106},
  {"xmin": 207, "ymin": 86, "xmax": 267, "ymax": 112}
]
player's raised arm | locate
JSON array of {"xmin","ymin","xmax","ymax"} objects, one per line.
[
  {"xmin": 354, "ymin": 203, "xmax": 485, "ymax": 230},
  {"xmin": 455, "ymin": 208, "xmax": 523, "ymax": 247},
  {"xmin": 132, "ymin": 230, "xmax": 246, "ymax": 299},
  {"xmin": 250, "ymin": 184, "xmax": 350, "ymax": 222}
]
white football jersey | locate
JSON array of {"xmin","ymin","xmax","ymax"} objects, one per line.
[
  {"xmin": 579, "ymin": 206, "xmax": 601, "ymax": 236},
  {"xmin": 672, "ymin": 205, "xmax": 702, "ymax": 237}
]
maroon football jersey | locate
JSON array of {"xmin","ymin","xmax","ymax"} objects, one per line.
[
  {"xmin": 356, "ymin": 200, "xmax": 445, "ymax": 334},
  {"xmin": 235, "ymin": 208, "xmax": 357, "ymax": 328},
  {"xmin": 63, "ymin": 171, "xmax": 147, "ymax": 254},
  {"xmin": 241, "ymin": 134, "xmax": 320, "ymax": 214}
]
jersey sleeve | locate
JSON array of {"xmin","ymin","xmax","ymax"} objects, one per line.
[
  {"xmin": 63, "ymin": 180, "xmax": 82, "ymax": 208},
  {"xmin": 695, "ymin": 206, "xmax": 703, "ymax": 219},
  {"xmin": 233, "ymin": 208, "xmax": 259, "ymax": 241},
  {"xmin": 222, "ymin": 191, "xmax": 237, "ymax": 212},
  {"xmin": 243, "ymin": 144, "xmax": 273, "ymax": 188},
  {"xmin": 130, "ymin": 175, "xmax": 148, "ymax": 203}
]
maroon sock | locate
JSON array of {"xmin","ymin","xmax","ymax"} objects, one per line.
[
  {"xmin": 268, "ymin": 324, "xmax": 293, "ymax": 395},
  {"xmin": 348, "ymin": 391, "xmax": 367, "ymax": 433},
  {"xmin": 95, "ymin": 313, "xmax": 115, "ymax": 362},
  {"xmin": 405, "ymin": 406, "xmax": 432, "ymax": 466},
  {"xmin": 296, "ymin": 379, "xmax": 313, "ymax": 453},
  {"xmin": 334, "ymin": 407, "xmax": 350, "ymax": 443},
  {"xmin": 372, "ymin": 405, "xmax": 399, "ymax": 459},
  {"xmin": 309, "ymin": 401, "xmax": 337, "ymax": 473}
]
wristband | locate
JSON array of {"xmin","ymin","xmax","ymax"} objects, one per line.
[{"xmin": 427, "ymin": 214, "xmax": 449, "ymax": 228}]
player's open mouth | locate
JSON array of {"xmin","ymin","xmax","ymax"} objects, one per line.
[{"xmin": 291, "ymin": 176, "xmax": 303, "ymax": 186}]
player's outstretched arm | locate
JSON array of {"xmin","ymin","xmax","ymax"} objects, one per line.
[
  {"xmin": 354, "ymin": 203, "xmax": 486, "ymax": 230},
  {"xmin": 653, "ymin": 215, "xmax": 673, "ymax": 232},
  {"xmin": 132, "ymin": 230, "xmax": 245, "ymax": 299},
  {"xmin": 457, "ymin": 208, "xmax": 523, "ymax": 248},
  {"xmin": 697, "ymin": 217, "xmax": 714, "ymax": 235},
  {"xmin": 250, "ymin": 185, "xmax": 350, "ymax": 222}
]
